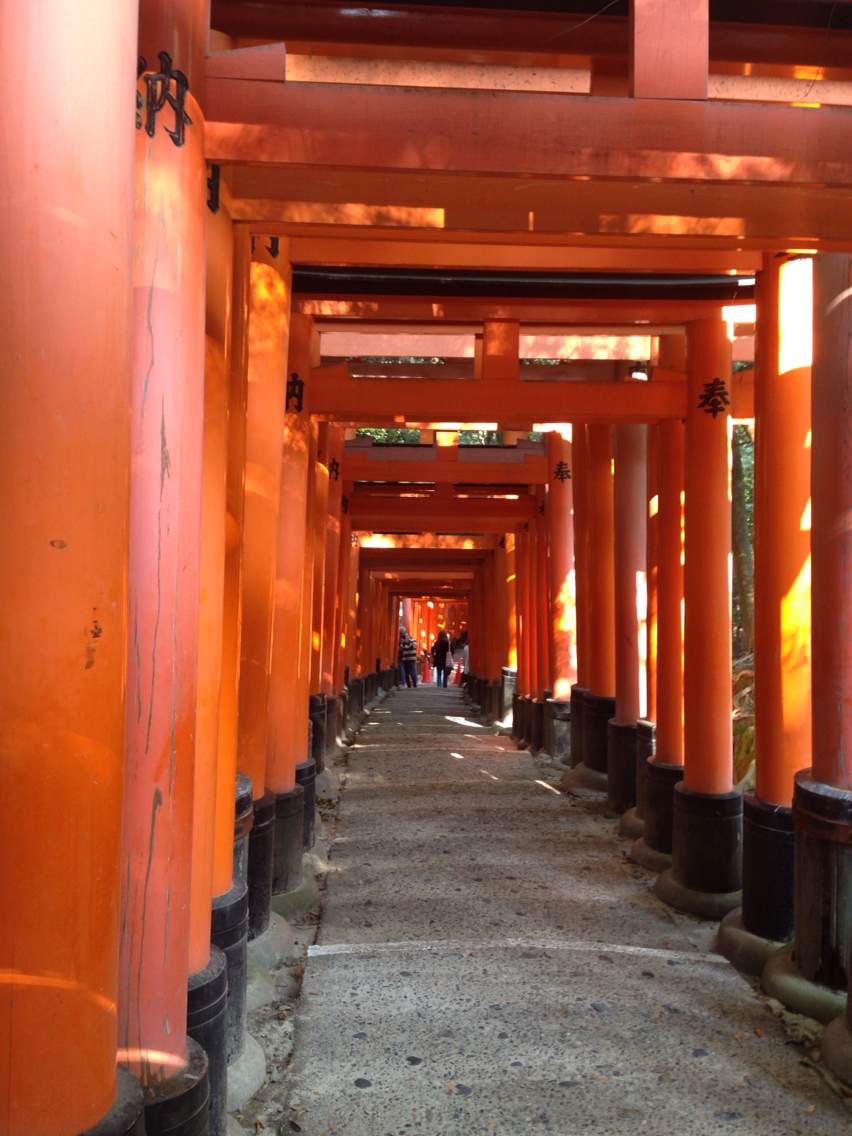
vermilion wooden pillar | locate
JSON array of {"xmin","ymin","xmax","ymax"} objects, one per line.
[
  {"xmin": 607, "ymin": 424, "xmax": 648, "ymax": 814},
  {"xmin": 721, "ymin": 256, "xmax": 812, "ymax": 969},
  {"xmin": 569, "ymin": 424, "xmax": 591, "ymax": 766},
  {"xmin": 335, "ymin": 487, "xmax": 354, "ymax": 688},
  {"xmin": 656, "ymin": 316, "xmax": 740, "ymax": 919},
  {"xmin": 120, "ymin": 1, "xmax": 214, "ymax": 1125},
  {"xmin": 546, "ymin": 431, "xmax": 577, "ymax": 702},
  {"xmin": 580, "ymin": 425, "xmax": 616, "ymax": 783},
  {"xmin": 767, "ymin": 254, "xmax": 852, "ymax": 1031},
  {"xmin": 645, "ymin": 426, "xmax": 659, "ymax": 726},
  {"xmin": 321, "ymin": 427, "xmax": 344, "ymax": 696},
  {"xmin": 0, "ymin": 4, "xmax": 140, "ymax": 1132},
  {"xmin": 265, "ymin": 319, "xmax": 314, "ymax": 897}
]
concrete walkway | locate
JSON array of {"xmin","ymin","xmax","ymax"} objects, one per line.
[{"xmin": 287, "ymin": 684, "xmax": 846, "ymax": 1135}]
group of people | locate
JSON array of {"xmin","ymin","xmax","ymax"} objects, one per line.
[{"xmin": 398, "ymin": 627, "xmax": 469, "ymax": 688}]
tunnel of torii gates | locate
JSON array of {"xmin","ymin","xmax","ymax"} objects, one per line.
[{"xmin": 4, "ymin": 1, "xmax": 852, "ymax": 1133}]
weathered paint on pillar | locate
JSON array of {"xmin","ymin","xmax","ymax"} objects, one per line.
[
  {"xmin": 238, "ymin": 250, "xmax": 292, "ymax": 799},
  {"xmin": 655, "ymin": 418, "xmax": 686, "ymax": 765},
  {"xmin": 547, "ymin": 431, "xmax": 577, "ymax": 699},
  {"xmin": 754, "ymin": 256, "xmax": 813, "ymax": 806},
  {"xmin": 811, "ymin": 255, "xmax": 852, "ymax": 790},
  {"xmin": 613, "ymin": 425, "xmax": 648, "ymax": 724},
  {"xmin": 586, "ymin": 425, "xmax": 616, "ymax": 696},
  {"xmin": 0, "ymin": 3, "xmax": 136, "ymax": 1129},
  {"xmin": 120, "ymin": 18, "xmax": 207, "ymax": 1081},
  {"xmin": 683, "ymin": 317, "xmax": 733, "ymax": 795},
  {"xmin": 266, "ymin": 319, "xmax": 312, "ymax": 795}
]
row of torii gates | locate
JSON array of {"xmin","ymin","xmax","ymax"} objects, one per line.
[{"xmin": 4, "ymin": 1, "xmax": 852, "ymax": 1134}]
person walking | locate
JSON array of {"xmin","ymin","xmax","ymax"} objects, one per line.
[
  {"xmin": 431, "ymin": 629, "xmax": 453, "ymax": 688},
  {"xmin": 399, "ymin": 628, "xmax": 419, "ymax": 688}
]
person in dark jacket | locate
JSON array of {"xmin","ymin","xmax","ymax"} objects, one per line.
[
  {"xmin": 431, "ymin": 629, "xmax": 453, "ymax": 687},
  {"xmin": 399, "ymin": 628, "xmax": 419, "ymax": 688}
]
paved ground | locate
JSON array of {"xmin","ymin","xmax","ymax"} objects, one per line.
[{"xmin": 286, "ymin": 684, "xmax": 847, "ymax": 1135}]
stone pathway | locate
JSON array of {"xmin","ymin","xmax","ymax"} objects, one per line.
[{"xmin": 286, "ymin": 684, "xmax": 847, "ymax": 1135}]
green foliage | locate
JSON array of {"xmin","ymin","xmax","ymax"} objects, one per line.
[{"xmin": 356, "ymin": 427, "xmax": 421, "ymax": 444}]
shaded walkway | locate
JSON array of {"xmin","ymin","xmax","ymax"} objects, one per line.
[{"xmin": 288, "ymin": 686, "xmax": 844, "ymax": 1134}]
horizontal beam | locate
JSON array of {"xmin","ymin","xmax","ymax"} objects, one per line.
[
  {"xmin": 289, "ymin": 236, "xmax": 762, "ymax": 275},
  {"xmin": 311, "ymin": 372, "xmax": 687, "ymax": 425},
  {"xmin": 209, "ymin": 4, "xmax": 852, "ymax": 69},
  {"xmin": 352, "ymin": 496, "xmax": 535, "ymax": 533},
  {"xmin": 345, "ymin": 446, "xmax": 548, "ymax": 485},
  {"xmin": 206, "ymin": 83, "xmax": 852, "ymax": 190}
]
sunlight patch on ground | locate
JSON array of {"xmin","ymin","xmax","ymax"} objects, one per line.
[
  {"xmin": 450, "ymin": 752, "xmax": 465, "ymax": 760},
  {"xmin": 445, "ymin": 716, "xmax": 484, "ymax": 729},
  {"xmin": 534, "ymin": 779, "xmax": 561, "ymax": 795}
]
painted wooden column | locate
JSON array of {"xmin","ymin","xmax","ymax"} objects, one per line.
[
  {"xmin": 569, "ymin": 424, "xmax": 591, "ymax": 766},
  {"xmin": 0, "ymin": 4, "xmax": 141, "ymax": 1132},
  {"xmin": 607, "ymin": 424, "xmax": 648, "ymax": 814},
  {"xmin": 266, "ymin": 314, "xmax": 314, "ymax": 898},
  {"xmin": 645, "ymin": 426, "xmax": 660, "ymax": 726},
  {"xmin": 546, "ymin": 430, "xmax": 577, "ymax": 742},
  {"xmin": 632, "ymin": 410, "xmax": 686, "ymax": 872},
  {"xmin": 120, "ymin": 0, "xmax": 212, "ymax": 1125},
  {"xmin": 321, "ymin": 426, "xmax": 345, "ymax": 698},
  {"xmin": 335, "ymin": 487, "xmax": 354, "ymax": 688},
  {"xmin": 533, "ymin": 506, "xmax": 551, "ymax": 752},
  {"xmin": 580, "ymin": 425, "xmax": 616, "ymax": 782},
  {"xmin": 721, "ymin": 256, "xmax": 813, "ymax": 970},
  {"xmin": 310, "ymin": 432, "xmax": 330, "ymax": 693},
  {"xmin": 656, "ymin": 316, "xmax": 739, "ymax": 919},
  {"xmin": 767, "ymin": 254, "xmax": 852, "ymax": 1031}
]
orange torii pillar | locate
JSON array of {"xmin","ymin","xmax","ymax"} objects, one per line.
[
  {"xmin": 532, "ymin": 505, "xmax": 551, "ymax": 752},
  {"xmin": 491, "ymin": 537, "xmax": 511, "ymax": 716},
  {"xmin": 120, "ymin": 0, "xmax": 211, "ymax": 1127},
  {"xmin": 719, "ymin": 257, "xmax": 812, "ymax": 975},
  {"xmin": 569, "ymin": 424, "xmax": 591, "ymax": 767},
  {"xmin": 266, "ymin": 316, "xmax": 316, "ymax": 903},
  {"xmin": 769, "ymin": 255, "xmax": 852, "ymax": 1043},
  {"xmin": 655, "ymin": 316, "xmax": 740, "ymax": 918},
  {"xmin": 571, "ymin": 425, "xmax": 616, "ymax": 788},
  {"xmin": 631, "ymin": 411, "xmax": 686, "ymax": 870},
  {"xmin": 516, "ymin": 524, "xmax": 537, "ymax": 744},
  {"xmin": 320, "ymin": 426, "xmax": 345, "ymax": 757},
  {"xmin": 335, "ymin": 487, "xmax": 354, "ymax": 687},
  {"xmin": 238, "ymin": 245, "xmax": 292, "ymax": 954},
  {"xmin": 816, "ymin": 258, "xmax": 852, "ymax": 1079},
  {"xmin": 546, "ymin": 430, "xmax": 577, "ymax": 762},
  {"xmin": 502, "ymin": 532, "xmax": 519, "ymax": 720},
  {"xmin": 607, "ymin": 424, "xmax": 648, "ymax": 815},
  {"xmin": 0, "ymin": 5, "xmax": 142, "ymax": 1132},
  {"xmin": 308, "ymin": 431, "xmax": 331, "ymax": 769},
  {"xmin": 187, "ymin": 188, "xmax": 234, "ymax": 1136},
  {"xmin": 511, "ymin": 527, "xmax": 529, "ymax": 739},
  {"xmin": 645, "ymin": 425, "xmax": 660, "ymax": 728}
]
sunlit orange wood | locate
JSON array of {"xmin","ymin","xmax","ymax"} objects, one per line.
[
  {"xmin": 613, "ymin": 424, "xmax": 648, "ymax": 723},
  {"xmin": 754, "ymin": 256, "xmax": 813, "ymax": 806},
  {"xmin": 505, "ymin": 532, "xmax": 518, "ymax": 672},
  {"xmin": 547, "ymin": 431, "xmax": 577, "ymax": 699},
  {"xmin": 645, "ymin": 425, "xmax": 659, "ymax": 723},
  {"xmin": 683, "ymin": 317, "xmax": 733, "ymax": 794},
  {"xmin": 586, "ymin": 425, "xmax": 616, "ymax": 696},
  {"xmin": 310, "ymin": 437, "xmax": 331, "ymax": 691},
  {"xmin": 630, "ymin": 0, "xmax": 708, "ymax": 100},
  {"xmin": 120, "ymin": 28, "xmax": 206, "ymax": 1083},
  {"xmin": 535, "ymin": 509, "xmax": 551, "ymax": 697},
  {"xmin": 810, "ymin": 254, "xmax": 852, "ymax": 790},
  {"xmin": 215, "ymin": 225, "xmax": 251, "ymax": 896},
  {"xmin": 334, "ymin": 489, "xmax": 354, "ymax": 686},
  {"xmin": 238, "ymin": 251, "xmax": 292, "ymax": 798},
  {"xmin": 655, "ymin": 418, "xmax": 686, "ymax": 765},
  {"xmin": 266, "ymin": 318, "xmax": 313, "ymax": 795},
  {"xmin": 0, "ymin": 4, "xmax": 136, "ymax": 1129},
  {"xmin": 483, "ymin": 320, "xmax": 520, "ymax": 381}
]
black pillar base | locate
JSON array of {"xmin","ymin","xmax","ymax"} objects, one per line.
[
  {"xmin": 762, "ymin": 944, "xmax": 847, "ymax": 1024},
  {"xmin": 212, "ymin": 883, "xmax": 249, "ymax": 1063},
  {"xmin": 187, "ymin": 946, "xmax": 228, "ymax": 1136},
  {"xmin": 501, "ymin": 667, "xmax": 516, "ymax": 719},
  {"xmin": 323, "ymin": 695, "xmax": 339, "ymax": 764},
  {"xmin": 655, "ymin": 784, "xmax": 743, "ymax": 919},
  {"xmin": 716, "ymin": 909, "xmax": 787, "ymax": 979},
  {"xmin": 619, "ymin": 720, "xmax": 655, "ymax": 839},
  {"xmin": 742, "ymin": 795, "xmax": 794, "ymax": 942},
  {"xmin": 520, "ymin": 695, "xmax": 533, "ymax": 747},
  {"xmin": 80, "ymin": 1070, "xmax": 145, "ymax": 1136},
  {"xmin": 308, "ymin": 692, "xmax": 326, "ymax": 774},
  {"xmin": 511, "ymin": 693, "xmax": 521, "ymax": 740},
  {"xmin": 295, "ymin": 757, "xmax": 317, "ymax": 849},
  {"xmin": 232, "ymin": 774, "xmax": 253, "ymax": 889},
  {"xmin": 582, "ymin": 693, "xmax": 615, "ymax": 775},
  {"xmin": 246, "ymin": 790, "xmax": 274, "ymax": 938},
  {"xmin": 569, "ymin": 685, "xmax": 588, "ymax": 767},
  {"xmin": 530, "ymin": 699, "xmax": 545, "ymax": 753},
  {"xmin": 540, "ymin": 689, "xmax": 554, "ymax": 755},
  {"xmin": 607, "ymin": 720, "xmax": 639, "ymax": 814},
  {"xmin": 272, "ymin": 784, "xmax": 305, "ymax": 895},
  {"xmin": 548, "ymin": 698, "xmax": 571, "ymax": 763},
  {"xmin": 792, "ymin": 771, "xmax": 852, "ymax": 992},
  {"xmin": 637, "ymin": 758, "xmax": 683, "ymax": 856},
  {"xmin": 143, "ymin": 1037, "xmax": 210, "ymax": 1136}
]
